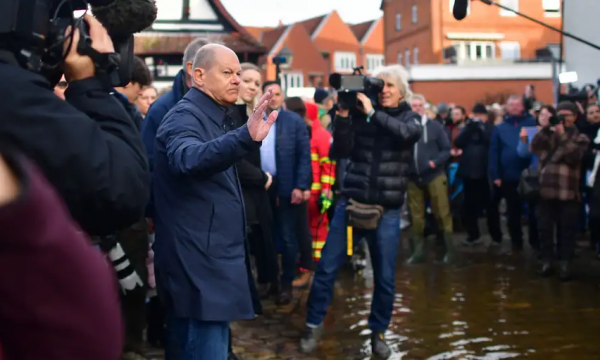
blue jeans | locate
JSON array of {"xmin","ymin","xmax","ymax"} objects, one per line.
[
  {"xmin": 305, "ymin": 198, "xmax": 401, "ymax": 332},
  {"xmin": 165, "ymin": 312, "xmax": 229, "ymax": 360}
]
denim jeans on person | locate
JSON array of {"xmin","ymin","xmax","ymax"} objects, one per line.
[
  {"xmin": 305, "ymin": 198, "xmax": 401, "ymax": 332},
  {"xmin": 165, "ymin": 312, "xmax": 229, "ymax": 360}
]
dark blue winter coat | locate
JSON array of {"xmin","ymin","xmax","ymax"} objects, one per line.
[
  {"xmin": 152, "ymin": 88, "xmax": 261, "ymax": 321},
  {"xmin": 141, "ymin": 70, "xmax": 187, "ymax": 171},
  {"xmin": 269, "ymin": 110, "xmax": 311, "ymax": 197}
]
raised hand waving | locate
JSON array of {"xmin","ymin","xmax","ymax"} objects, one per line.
[{"xmin": 247, "ymin": 89, "xmax": 279, "ymax": 141}]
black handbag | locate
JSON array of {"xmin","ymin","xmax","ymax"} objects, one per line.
[
  {"xmin": 346, "ymin": 198, "xmax": 385, "ymax": 230},
  {"xmin": 518, "ymin": 145, "xmax": 557, "ymax": 200}
]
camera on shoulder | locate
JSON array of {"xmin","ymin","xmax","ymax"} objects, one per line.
[
  {"xmin": 0, "ymin": 0, "xmax": 155, "ymax": 87},
  {"xmin": 329, "ymin": 67, "xmax": 383, "ymax": 111}
]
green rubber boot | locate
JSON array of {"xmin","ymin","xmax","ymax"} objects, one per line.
[
  {"xmin": 407, "ymin": 236, "xmax": 426, "ymax": 264},
  {"xmin": 443, "ymin": 233, "xmax": 456, "ymax": 264}
]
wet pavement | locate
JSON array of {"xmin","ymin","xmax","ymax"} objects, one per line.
[{"xmin": 146, "ymin": 233, "xmax": 600, "ymax": 360}]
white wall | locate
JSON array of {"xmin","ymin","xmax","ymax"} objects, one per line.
[{"xmin": 563, "ymin": 0, "xmax": 600, "ymax": 87}]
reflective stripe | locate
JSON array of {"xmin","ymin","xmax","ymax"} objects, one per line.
[
  {"xmin": 311, "ymin": 183, "xmax": 322, "ymax": 191},
  {"xmin": 321, "ymin": 175, "xmax": 335, "ymax": 185},
  {"xmin": 319, "ymin": 157, "xmax": 331, "ymax": 164},
  {"xmin": 313, "ymin": 241, "xmax": 326, "ymax": 250},
  {"xmin": 313, "ymin": 250, "xmax": 322, "ymax": 259},
  {"xmin": 311, "ymin": 153, "xmax": 319, "ymax": 161}
]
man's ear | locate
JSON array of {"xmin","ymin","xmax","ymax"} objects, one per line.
[
  {"xmin": 193, "ymin": 67, "xmax": 205, "ymax": 87},
  {"xmin": 186, "ymin": 62, "xmax": 194, "ymax": 77}
]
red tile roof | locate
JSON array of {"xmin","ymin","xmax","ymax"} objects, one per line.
[
  {"xmin": 245, "ymin": 26, "xmax": 273, "ymax": 41},
  {"xmin": 350, "ymin": 20, "xmax": 375, "ymax": 42},
  {"xmin": 259, "ymin": 26, "xmax": 289, "ymax": 53},
  {"xmin": 297, "ymin": 14, "xmax": 327, "ymax": 37},
  {"xmin": 134, "ymin": 32, "xmax": 266, "ymax": 55}
]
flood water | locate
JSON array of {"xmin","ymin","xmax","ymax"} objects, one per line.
[
  {"xmin": 147, "ymin": 238, "xmax": 600, "ymax": 360},
  {"xmin": 310, "ymin": 246, "xmax": 600, "ymax": 360}
]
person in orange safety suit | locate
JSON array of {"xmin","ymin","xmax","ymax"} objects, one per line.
[{"xmin": 305, "ymin": 102, "xmax": 336, "ymax": 262}]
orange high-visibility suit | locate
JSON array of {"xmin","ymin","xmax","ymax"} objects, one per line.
[{"xmin": 305, "ymin": 103, "xmax": 336, "ymax": 262}]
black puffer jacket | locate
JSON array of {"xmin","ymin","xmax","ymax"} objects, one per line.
[{"xmin": 331, "ymin": 102, "xmax": 422, "ymax": 208}]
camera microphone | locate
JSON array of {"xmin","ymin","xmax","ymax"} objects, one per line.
[
  {"xmin": 453, "ymin": 0, "xmax": 470, "ymax": 20},
  {"xmin": 90, "ymin": 0, "xmax": 157, "ymax": 36}
]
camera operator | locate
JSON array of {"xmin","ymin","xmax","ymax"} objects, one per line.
[
  {"xmin": 300, "ymin": 65, "xmax": 421, "ymax": 358},
  {"xmin": 0, "ymin": 14, "xmax": 149, "ymax": 237},
  {"xmin": 530, "ymin": 101, "xmax": 589, "ymax": 281}
]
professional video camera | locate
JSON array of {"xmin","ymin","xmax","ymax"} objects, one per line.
[
  {"xmin": 329, "ymin": 66, "xmax": 384, "ymax": 110},
  {"xmin": 0, "ymin": 0, "xmax": 157, "ymax": 87}
]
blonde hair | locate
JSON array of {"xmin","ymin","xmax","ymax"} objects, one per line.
[
  {"xmin": 240, "ymin": 62, "xmax": 261, "ymax": 73},
  {"xmin": 372, "ymin": 64, "xmax": 412, "ymax": 102},
  {"xmin": 238, "ymin": 62, "xmax": 262, "ymax": 116}
]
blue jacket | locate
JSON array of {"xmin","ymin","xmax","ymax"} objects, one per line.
[
  {"xmin": 152, "ymin": 88, "xmax": 261, "ymax": 321},
  {"xmin": 517, "ymin": 140, "xmax": 538, "ymax": 169},
  {"xmin": 270, "ymin": 110, "xmax": 311, "ymax": 197},
  {"xmin": 142, "ymin": 70, "xmax": 187, "ymax": 171},
  {"xmin": 489, "ymin": 114, "xmax": 536, "ymax": 181}
]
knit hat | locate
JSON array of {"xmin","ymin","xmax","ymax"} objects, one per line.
[
  {"xmin": 314, "ymin": 88, "xmax": 333, "ymax": 104},
  {"xmin": 472, "ymin": 103, "xmax": 487, "ymax": 114},
  {"xmin": 556, "ymin": 101, "xmax": 579, "ymax": 114},
  {"xmin": 437, "ymin": 102, "xmax": 449, "ymax": 114}
]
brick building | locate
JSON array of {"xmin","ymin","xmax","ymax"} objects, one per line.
[
  {"xmin": 381, "ymin": 0, "xmax": 561, "ymax": 66},
  {"xmin": 134, "ymin": 0, "xmax": 266, "ymax": 87},
  {"xmin": 247, "ymin": 11, "xmax": 384, "ymax": 92}
]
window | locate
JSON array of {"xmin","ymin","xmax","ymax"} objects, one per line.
[
  {"xmin": 404, "ymin": 49, "xmax": 410, "ymax": 68},
  {"xmin": 282, "ymin": 72, "xmax": 304, "ymax": 91},
  {"xmin": 412, "ymin": 5, "xmax": 417, "ymax": 24},
  {"xmin": 449, "ymin": 0, "xmax": 470, "ymax": 15},
  {"xmin": 413, "ymin": 47, "xmax": 419, "ymax": 65},
  {"xmin": 397, "ymin": 51, "xmax": 403, "ymax": 65},
  {"xmin": 500, "ymin": 0, "xmax": 518, "ymax": 16},
  {"xmin": 334, "ymin": 52, "xmax": 357, "ymax": 72},
  {"xmin": 543, "ymin": 0, "xmax": 560, "ymax": 17},
  {"xmin": 395, "ymin": 13, "xmax": 401, "ymax": 31},
  {"xmin": 452, "ymin": 41, "xmax": 496, "ymax": 61},
  {"xmin": 366, "ymin": 54, "xmax": 385, "ymax": 72},
  {"xmin": 499, "ymin": 41, "xmax": 521, "ymax": 60}
]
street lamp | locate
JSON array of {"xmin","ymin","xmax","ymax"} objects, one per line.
[{"xmin": 273, "ymin": 46, "xmax": 293, "ymax": 84}]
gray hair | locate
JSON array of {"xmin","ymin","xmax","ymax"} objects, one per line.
[
  {"xmin": 507, "ymin": 94, "xmax": 524, "ymax": 104},
  {"xmin": 183, "ymin": 38, "xmax": 211, "ymax": 65},
  {"xmin": 192, "ymin": 44, "xmax": 235, "ymax": 71},
  {"xmin": 372, "ymin": 64, "xmax": 412, "ymax": 102},
  {"xmin": 411, "ymin": 93, "xmax": 426, "ymax": 103}
]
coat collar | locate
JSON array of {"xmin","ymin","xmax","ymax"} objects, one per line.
[{"xmin": 185, "ymin": 88, "xmax": 235, "ymax": 128}]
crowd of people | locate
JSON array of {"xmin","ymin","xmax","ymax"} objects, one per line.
[{"xmin": 3, "ymin": 17, "xmax": 600, "ymax": 360}]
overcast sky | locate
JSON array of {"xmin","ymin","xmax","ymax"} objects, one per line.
[{"xmin": 220, "ymin": 0, "xmax": 383, "ymax": 27}]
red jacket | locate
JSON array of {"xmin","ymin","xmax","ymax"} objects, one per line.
[
  {"xmin": 306, "ymin": 103, "xmax": 336, "ymax": 193},
  {"xmin": 0, "ymin": 151, "xmax": 123, "ymax": 360}
]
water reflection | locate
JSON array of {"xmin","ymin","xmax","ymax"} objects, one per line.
[{"xmin": 318, "ymin": 247, "xmax": 600, "ymax": 360}]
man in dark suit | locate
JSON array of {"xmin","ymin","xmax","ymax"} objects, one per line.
[
  {"xmin": 260, "ymin": 81, "xmax": 311, "ymax": 305},
  {"xmin": 152, "ymin": 44, "xmax": 278, "ymax": 360}
]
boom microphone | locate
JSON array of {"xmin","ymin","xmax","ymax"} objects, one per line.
[
  {"xmin": 90, "ymin": 0, "xmax": 158, "ymax": 36},
  {"xmin": 453, "ymin": 0, "xmax": 469, "ymax": 20}
]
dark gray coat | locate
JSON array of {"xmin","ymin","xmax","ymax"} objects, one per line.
[{"xmin": 409, "ymin": 117, "xmax": 451, "ymax": 184}]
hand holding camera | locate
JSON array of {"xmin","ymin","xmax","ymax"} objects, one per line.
[{"xmin": 63, "ymin": 15, "xmax": 115, "ymax": 82}]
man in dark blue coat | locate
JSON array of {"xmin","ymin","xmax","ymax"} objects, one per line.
[
  {"xmin": 260, "ymin": 81, "xmax": 311, "ymax": 304},
  {"xmin": 488, "ymin": 95, "xmax": 536, "ymax": 250},
  {"xmin": 152, "ymin": 44, "xmax": 278, "ymax": 360},
  {"xmin": 141, "ymin": 37, "xmax": 209, "ymax": 170}
]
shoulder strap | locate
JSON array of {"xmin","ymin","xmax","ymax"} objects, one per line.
[{"xmin": 540, "ymin": 144, "xmax": 558, "ymax": 170}]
